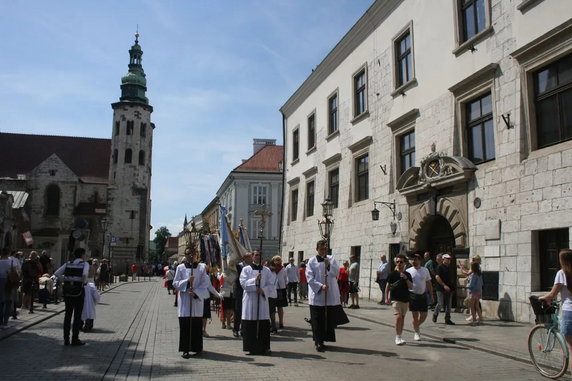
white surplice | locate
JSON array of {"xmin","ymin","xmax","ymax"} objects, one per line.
[
  {"xmin": 173, "ymin": 262, "xmax": 210, "ymax": 318},
  {"xmin": 240, "ymin": 265, "xmax": 275, "ymax": 320},
  {"xmin": 81, "ymin": 282, "xmax": 101, "ymax": 321},
  {"xmin": 306, "ymin": 254, "xmax": 341, "ymax": 306}
]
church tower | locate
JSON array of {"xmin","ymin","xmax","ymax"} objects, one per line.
[{"xmin": 107, "ymin": 33, "xmax": 154, "ymax": 270}]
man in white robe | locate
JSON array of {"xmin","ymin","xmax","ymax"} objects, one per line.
[
  {"xmin": 173, "ymin": 248, "xmax": 210, "ymax": 358},
  {"xmin": 240, "ymin": 250, "xmax": 275, "ymax": 355},
  {"xmin": 307, "ymin": 239, "xmax": 349, "ymax": 352}
]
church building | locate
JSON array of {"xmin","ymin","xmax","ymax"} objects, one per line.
[{"xmin": 0, "ymin": 34, "xmax": 154, "ymax": 272}]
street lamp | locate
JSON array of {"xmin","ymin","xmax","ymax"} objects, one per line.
[
  {"xmin": 100, "ymin": 217, "xmax": 108, "ymax": 258},
  {"xmin": 318, "ymin": 199, "xmax": 334, "ymax": 254},
  {"xmin": 371, "ymin": 200, "xmax": 400, "ymax": 235}
]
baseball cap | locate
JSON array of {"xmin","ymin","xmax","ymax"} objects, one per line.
[{"xmin": 442, "ymin": 254, "xmax": 452, "ymax": 259}]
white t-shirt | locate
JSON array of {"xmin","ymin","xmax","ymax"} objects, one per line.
[
  {"xmin": 555, "ymin": 270, "xmax": 572, "ymax": 312},
  {"xmin": 406, "ymin": 266, "xmax": 431, "ymax": 295}
]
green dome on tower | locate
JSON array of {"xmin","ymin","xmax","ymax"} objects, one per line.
[{"xmin": 119, "ymin": 33, "xmax": 149, "ymax": 105}]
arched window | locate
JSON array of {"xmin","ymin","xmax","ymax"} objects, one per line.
[
  {"xmin": 46, "ymin": 184, "xmax": 60, "ymax": 216},
  {"xmin": 112, "ymin": 149, "xmax": 118, "ymax": 164},
  {"xmin": 138, "ymin": 150, "xmax": 145, "ymax": 165},
  {"xmin": 125, "ymin": 149, "xmax": 132, "ymax": 164}
]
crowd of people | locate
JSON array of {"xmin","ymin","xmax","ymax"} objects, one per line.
[
  {"xmin": 167, "ymin": 244, "xmax": 492, "ymax": 358},
  {"xmin": 0, "ymin": 247, "xmax": 103, "ymax": 345}
]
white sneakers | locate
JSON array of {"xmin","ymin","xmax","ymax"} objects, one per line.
[
  {"xmin": 414, "ymin": 331, "xmax": 421, "ymax": 341},
  {"xmin": 395, "ymin": 336, "xmax": 406, "ymax": 345}
]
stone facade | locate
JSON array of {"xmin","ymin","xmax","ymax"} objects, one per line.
[{"xmin": 280, "ymin": 0, "xmax": 572, "ymax": 322}]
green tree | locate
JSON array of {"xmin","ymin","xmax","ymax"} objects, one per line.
[{"xmin": 153, "ymin": 226, "xmax": 171, "ymax": 262}]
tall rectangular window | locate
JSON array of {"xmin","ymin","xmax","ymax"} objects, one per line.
[
  {"xmin": 307, "ymin": 114, "xmax": 316, "ymax": 150},
  {"xmin": 328, "ymin": 168, "xmax": 339, "ymax": 208},
  {"xmin": 252, "ymin": 185, "xmax": 267, "ymax": 205},
  {"xmin": 292, "ymin": 129, "xmax": 300, "ymax": 161},
  {"xmin": 354, "ymin": 69, "xmax": 367, "ymax": 117},
  {"xmin": 328, "ymin": 93, "xmax": 338, "ymax": 135},
  {"xmin": 534, "ymin": 54, "xmax": 572, "ymax": 148},
  {"xmin": 396, "ymin": 31, "xmax": 412, "ymax": 87},
  {"xmin": 306, "ymin": 181, "xmax": 315, "ymax": 217},
  {"xmin": 538, "ymin": 228, "xmax": 569, "ymax": 291},
  {"xmin": 400, "ymin": 131, "xmax": 416, "ymax": 174},
  {"xmin": 127, "ymin": 120, "xmax": 134, "ymax": 135},
  {"xmin": 291, "ymin": 189, "xmax": 298, "ymax": 222},
  {"xmin": 115, "ymin": 121, "xmax": 120, "ymax": 136},
  {"xmin": 466, "ymin": 93, "xmax": 495, "ymax": 163},
  {"xmin": 355, "ymin": 154, "xmax": 369, "ymax": 202},
  {"xmin": 460, "ymin": 0, "xmax": 486, "ymax": 42},
  {"xmin": 140, "ymin": 123, "xmax": 147, "ymax": 137}
]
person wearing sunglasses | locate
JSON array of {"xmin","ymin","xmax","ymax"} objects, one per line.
[{"xmin": 385, "ymin": 254, "xmax": 413, "ymax": 345}]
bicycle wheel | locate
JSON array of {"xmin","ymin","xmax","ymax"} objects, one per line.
[{"xmin": 528, "ymin": 324, "xmax": 569, "ymax": 379}]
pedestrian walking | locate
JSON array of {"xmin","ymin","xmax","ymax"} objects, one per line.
[
  {"xmin": 307, "ymin": 239, "xmax": 349, "ymax": 352},
  {"xmin": 81, "ymin": 281, "xmax": 100, "ymax": 331},
  {"xmin": 386, "ymin": 254, "xmax": 413, "ymax": 345},
  {"xmin": 376, "ymin": 254, "xmax": 390, "ymax": 305},
  {"xmin": 406, "ymin": 252, "xmax": 433, "ymax": 341},
  {"xmin": 166, "ymin": 265, "xmax": 175, "ymax": 294},
  {"xmin": 240, "ymin": 251, "xmax": 274, "ymax": 355},
  {"xmin": 21, "ymin": 251, "xmax": 41, "ymax": 314},
  {"xmin": 338, "ymin": 261, "xmax": 349, "ymax": 307},
  {"xmin": 54, "ymin": 248, "xmax": 89, "ymax": 346},
  {"xmin": 298, "ymin": 262, "xmax": 308, "ymax": 301},
  {"xmin": 432, "ymin": 253, "xmax": 456, "ymax": 325},
  {"xmin": 285, "ymin": 257, "xmax": 299, "ymax": 306},
  {"xmin": 173, "ymin": 248, "xmax": 210, "ymax": 358},
  {"xmin": 348, "ymin": 255, "xmax": 360, "ymax": 309},
  {"xmin": 465, "ymin": 260, "xmax": 483, "ymax": 326}
]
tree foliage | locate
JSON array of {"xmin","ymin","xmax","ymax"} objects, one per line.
[{"xmin": 153, "ymin": 226, "xmax": 171, "ymax": 259}]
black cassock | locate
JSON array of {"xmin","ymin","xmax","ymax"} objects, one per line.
[
  {"xmin": 178, "ymin": 317, "xmax": 203, "ymax": 353},
  {"xmin": 310, "ymin": 304, "xmax": 349, "ymax": 344}
]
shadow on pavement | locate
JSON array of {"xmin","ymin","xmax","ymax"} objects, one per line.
[
  {"xmin": 325, "ymin": 345, "xmax": 398, "ymax": 357},
  {"xmin": 201, "ymin": 351, "xmax": 254, "ymax": 362},
  {"xmin": 267, "ymin": 350, "xmax": 324, "ymax": 360}
]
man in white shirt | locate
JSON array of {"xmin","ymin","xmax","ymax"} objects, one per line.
[
  {"xmin": 406, "ymin": 252, "xmax": 434, "ymax": 341},
  {"xmin": 285, "ymin": 257, "xmax": 299, "ymax": 306},
  {"xmin": 376, "ymin": 254, "xmax": 390, "ymax": 305}
]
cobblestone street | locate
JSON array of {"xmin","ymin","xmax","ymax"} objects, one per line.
[{"xmin": 0, "ymin": 280, "xmax": 546, "ymax": 380}]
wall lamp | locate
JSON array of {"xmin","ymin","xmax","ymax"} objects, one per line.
[{"xmin": 371, "ymin": 200, "xmax": 401, "ymax": 235}]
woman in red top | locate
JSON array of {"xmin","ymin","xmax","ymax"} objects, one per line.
[
  {"xmin": 338, "ymin": 261, "xmax": 350, "ymax": 307},
  {"xmin": 299, "ymin": 262, "xmax": 308, "ymax": 301}
]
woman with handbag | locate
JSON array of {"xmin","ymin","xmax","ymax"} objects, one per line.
[{"xmin": 385, "ymin": 254, "xmax": 413, "ymax": 346}]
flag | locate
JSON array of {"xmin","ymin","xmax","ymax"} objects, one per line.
[
  {"xmin": 219, "ymin": 205, "xmax": 230, "ymax": 260},
  {"xmin": 238, "ymin": 223, "xmax": 252, "ymax": 252}
]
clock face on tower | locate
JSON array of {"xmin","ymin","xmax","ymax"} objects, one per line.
[{"xmin": 426, "ymin": 160, "xmax": 441, "ymax": 178}]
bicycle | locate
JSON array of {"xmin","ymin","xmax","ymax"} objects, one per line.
[{"xmin": 528, "ymin": 295, "xmax": 570, "ymax": 379}]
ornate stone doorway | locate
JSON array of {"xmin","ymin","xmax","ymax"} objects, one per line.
[{"xmin": 415, "ymin": 214, "xmax": 455, "ymax": 257}]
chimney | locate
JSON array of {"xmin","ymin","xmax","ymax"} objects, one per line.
[{"xmin": 253, "ymin": 138, "xmax": 276, "ymax": 154}]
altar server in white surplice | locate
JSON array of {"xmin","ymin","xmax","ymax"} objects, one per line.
[
  {"xmin": 307, "ymin": 239, "xmax": 349, "ymax": 352},
  {"xmin": 240, "ymin": 250, "xmax": 275, "ymax": 355},
  {"xmin": 173, "ymin": 248, "xmax": 210, "ymax": 358}
]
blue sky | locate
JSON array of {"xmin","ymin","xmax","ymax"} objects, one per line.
[{"xmin": 0, "ymin": 0, "xmax": 373, "ymax": 238}]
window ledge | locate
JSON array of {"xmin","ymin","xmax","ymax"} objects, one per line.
[
  {"xmin": 291, "ymin": 158, "xmax": 300, "ymax": 166},
  {"xmin": 351, "ymin": 110, "xmax": 370, "ymax": 125},
  {"xmin": 517, "ymin": 0, "xmax": 543, "ymax": 13},
  {"xmin": 527, "ymin": 139, "xmax": 572, "ymax": 161},
  {"xmin": 306, "ymin": 146, "xmax": 317, "ymax": 156},
  {"xmin": 326, "ymin": 129, "xmax": 340, "ymax": 141},
  {"xmin": 391, "ymin": 78, "xmax": 418, "ymax": 98},
  {"xmin": 453, "ymin": 26, "xmax": 494, "ymax": 57}
]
